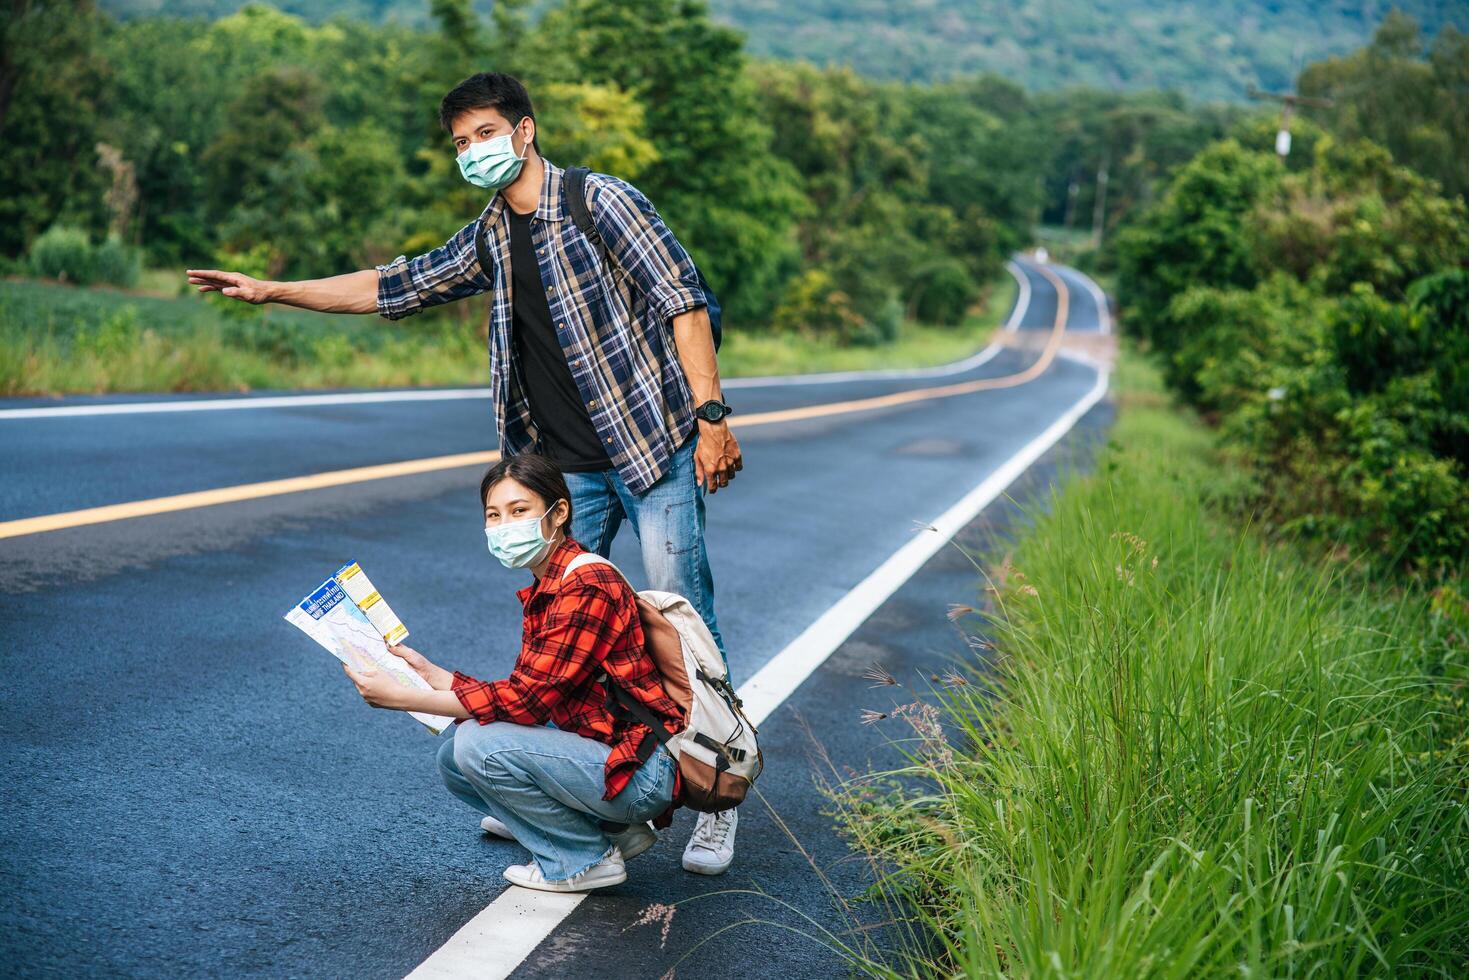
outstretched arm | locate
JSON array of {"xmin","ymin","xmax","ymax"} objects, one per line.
[
  {"xmin": 186, "ymin": 268, "xmax": 379, "ymax": 314},
  {"xmin": 186, "ymin": 216, "xmax": 491, "ymax": 320}
]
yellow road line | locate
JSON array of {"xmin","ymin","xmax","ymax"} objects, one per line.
[
  {"xmin": 1, "ymin": 264, "xmax": 1070, "ymax": 541},
  {"xmin": 0, "ymin": 451, "xmax": 502, "ymax": 540}
]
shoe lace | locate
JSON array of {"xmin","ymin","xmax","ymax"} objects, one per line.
[{"xmin": 695, "ymin": 811, "xmax": 733, "ymax": 849}]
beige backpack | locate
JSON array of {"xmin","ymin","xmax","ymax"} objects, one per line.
[{"xmin": 562, "ymin": 552, "xmax": 762, "ymax": 812}]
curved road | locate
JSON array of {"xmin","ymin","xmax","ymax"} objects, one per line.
[{"xmin": 1, "ymin": 258, "xmax": 1111, "ymax": 977}]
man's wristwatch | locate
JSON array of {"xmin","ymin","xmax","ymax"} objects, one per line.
[{"xmin": 694, "ymin": 399, "xmax": 734, "ymax": 423}]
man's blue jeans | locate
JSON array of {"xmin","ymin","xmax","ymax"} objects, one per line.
[
  {"xmin": 438, "ymin": 721, "xmax": 677, "ymax": 880},
  {"xmin": 565, "ymin": 432, "xmax": 728, "ymax": 669}
]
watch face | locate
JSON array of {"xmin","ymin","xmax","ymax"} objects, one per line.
[{"xmin": 698, "ymin": 401, "xmax": 726, "ymax": 421}]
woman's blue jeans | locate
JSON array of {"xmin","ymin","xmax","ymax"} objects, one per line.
[
  {"xmin": 438, "ymin": 721, "xmax": 677, "ymax": 880},
  {"xmin": 564, "ymin": 432, "xmax": 728, "ymax": 669}
]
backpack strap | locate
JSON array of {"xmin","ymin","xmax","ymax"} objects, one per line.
[
  {"xmin": 562, "ymin": 166, "xmax": 604, "ymax": 254},
  {"xmin": 563, "ymin": 548, "xmax": 681, "ymax": 766},
  {"xmin": 604, "ymin": 681, "xmax": 678, "ymax": 764},
  {"xmin": 473, "ymin": 215, "xmax": 495, "ymax": 287},
  {"xmin": 560, "ymin": 550, "xmax": 620, "ymax": 582}
]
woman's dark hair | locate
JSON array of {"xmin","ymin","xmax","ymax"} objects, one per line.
[
  {"xmin": 479, "ymin": 454, "xmax": 573, "ymax": 533},
  {"xmin": 439, "ymin": 72, "xmax": 540, "ymax": 151}
]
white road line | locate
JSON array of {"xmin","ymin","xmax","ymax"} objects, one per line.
[
  {"xmin": 0, "ymin": 388, "xmax": 492, "ymax": 420},
  {"xmin": 405, "ymin": 355, "xmax": 1111, "ymax": 980},
  {"xmin": 725, "ymin": 259, "xmax": 1032, "ymax": 388},
  {"xmin": 1083, "ymin": 271, "xmax": 1112, "ymax": 335},
  {"xmin": 0, "ymin": 260, "xmax": 1041, "ymax": 420}
]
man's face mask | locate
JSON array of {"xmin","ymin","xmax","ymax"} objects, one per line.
[{"xmin": 457, "ymin": 121, "xmax": 527, "ymax": 191}]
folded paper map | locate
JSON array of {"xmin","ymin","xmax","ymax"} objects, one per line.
[{"xmin": 284, "ymin": 562, "xmax": 453, "ymax": 734}]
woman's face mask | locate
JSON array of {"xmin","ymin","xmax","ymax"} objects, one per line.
[
  {"xmin": 485, "ymin": 500, "xmax": 562, "ymax": 568},
  {"xmin": 457, "ymin": 121, "xmax": 527, "ymax": 191}
]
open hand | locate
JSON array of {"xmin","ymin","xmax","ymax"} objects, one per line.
[
  {"xmin": 342, "ymin": 663, "xmax": 405, "ymax": 709},
  {"xmin": 388, "ymin": 643, "xmax": 453, "ymax": 691},
  {"xmin": 186, "ymin": 269, "xmax": 272, "ymax": 304}
]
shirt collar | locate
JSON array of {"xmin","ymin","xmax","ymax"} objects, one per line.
[
  {"xmin": 516, "ymin": 535, "xmax": 584, "ymax": 606},
  {"xmin": 484, "ymin": 158, "xmax": 564, "ymax": 227}
]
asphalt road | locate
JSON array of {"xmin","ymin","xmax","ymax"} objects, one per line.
[{"xmin": 1, "ymin": 258, "xmax": 1111, "ymax": 977}]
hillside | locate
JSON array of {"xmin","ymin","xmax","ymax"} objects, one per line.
[
  {"xmin": 96, "ymin": 0, "xmax": 1461, "ymax": 102},
  {"xmin": 713, "ymin": 0, "xmax": 1460, "ymax": 100}
]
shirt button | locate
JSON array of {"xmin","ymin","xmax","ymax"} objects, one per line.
[
  {"xmin": 546, "ymin": 286, "xmax": 553, "ymax": 294},
  {"xmin": 605, "ymin": 437, "xmax": 613, "ymax": 444}
]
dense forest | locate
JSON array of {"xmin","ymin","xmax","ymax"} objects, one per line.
[
  {"xmin": 90, "ymin": 0, "xmax": 1462, "ymax": 102},
  {"xmin": 1112, "ymin": 16, "xmax": 1469, "ymax": 575},
  {"xmin": 1, "ymin": 0, "xmax": 1254, "ymax": 340}
]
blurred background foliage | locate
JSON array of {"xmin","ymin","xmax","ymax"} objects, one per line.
[
  {"xmin": 1113, "ymin": 31, "xmax": 1469, "ymax": 576},
  {"xmin": 0, "ymin": 0, "xmax": 1376, "ymax": 340},
  {"xmin": 1, "ymin": 0, "xmax": 1464, "ymax": 574}
]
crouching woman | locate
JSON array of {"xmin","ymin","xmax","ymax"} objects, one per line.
[{"xmin": 342, "ymin": 453, "xmax": 683, "ymax": 893}]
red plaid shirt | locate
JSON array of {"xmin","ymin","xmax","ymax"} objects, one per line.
[{"xmin": 451, "ymin": 537, "xmax": 684, "ymax": 803}]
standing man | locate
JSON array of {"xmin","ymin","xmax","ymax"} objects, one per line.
[{"xmin": 186, "ymin": 72, "xmax": 744, "ymax": 874}]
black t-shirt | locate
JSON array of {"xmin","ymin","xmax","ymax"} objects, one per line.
[{"xmin": 507, "ymin": 207, "xmax": 612, "ymax": 472}]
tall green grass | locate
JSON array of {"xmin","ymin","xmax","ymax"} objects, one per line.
[
  {"xmin": 0, "ymin": 279, "xmax": 485, "ymax": 395},
  {"xmin": 841, "ymin": 357, "xmax": 1469, "ymax": 977}
]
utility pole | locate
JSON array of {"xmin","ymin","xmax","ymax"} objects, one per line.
[
  {"xmin": 1090, "ymin": 149, "xmax": 1109, "ymax": 246},
  {"xmin": 1247, "ymin": 85, "xmax": 1333, "ymax": 159}
]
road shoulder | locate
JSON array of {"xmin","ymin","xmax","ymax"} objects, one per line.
[{"xmin": 503, "ymin": 396, "xmax": 1115, "ymax": 980}]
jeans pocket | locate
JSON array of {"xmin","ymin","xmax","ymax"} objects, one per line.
[{"xmin": 629, "ymin": 752, "xmax": 676, "ymax": 820}]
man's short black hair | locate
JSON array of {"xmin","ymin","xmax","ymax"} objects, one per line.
[{"xmin": 439, "ymin": 72, "xmax": 539, "ymax": 150}]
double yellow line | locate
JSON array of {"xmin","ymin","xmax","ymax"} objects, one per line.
[{"xmin": 1, "ymin": 264, "xmax": 1069, "ymax": 542}]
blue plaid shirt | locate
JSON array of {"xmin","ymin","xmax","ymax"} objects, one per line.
[{"xmin": 375, "ymin": 161, "xmax": 707, "ymax": 494}]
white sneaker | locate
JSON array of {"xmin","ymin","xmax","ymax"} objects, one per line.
[
  {"xmin": 503, "ymin": 851, "xmax": 627, "ymax": 893},
  {"xmin": 480, "ymin": 815, "xmax": 515, "ymax": 840},
  {"xmin": 610, "ymin": 822, "xmax": 657, "ymax": 861},
  {"xmin": 682, "ymin": 808, "xmax": 737, "ymax": 875}
]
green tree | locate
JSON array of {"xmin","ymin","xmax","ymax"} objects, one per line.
[
  {"xmin": 1114, "ymin": 139, "xmax": 1281, "ymax": 349},
  {"xmin": 1249, "ymin": 137, "xmax": 1469, "ymax": 299},
  {"xmin": 0, "ymin": 0, "xmax": 112, "ymax": 255},
  {"xmin": 532, "ymin": 0, "xmax": 804, "ymax": 324},
  {"xmin": 1299, "ymin": 14, "xmax": 1469, "ymax": 203}
]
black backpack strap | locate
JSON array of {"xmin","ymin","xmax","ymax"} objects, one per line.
[
  {"xmin": 603, "ymin": 673, "xmax": 741, "ymax": 772},
  {"xmin": 473, "ymin": 216, "xmax": 494, "ymax": 287},
  {"xmin": 562, "ymin": 165, "xmax": 603, "ymax": 253},
  {"xmin": 601, "ymin": 671, "xmax": 677, "ymax": 761}
]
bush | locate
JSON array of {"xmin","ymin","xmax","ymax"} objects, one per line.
[
  {"xmin": 28, "ymin": 226, "xmax": 96, "ymax": 284},
  {"xmin": 910, "ymin": 257, "xmax": 978, "ymax": 325},
  {"xmin": 91, "ymin": 236, "xmax": 142, "ymax": 288},
  {"xmin": 25, "ymin": 226, "xmax": 142, "ymax": 287},
  {"xmin": 1206, "ymin": 275, "xmax": 1469, "ymax": 575},
  {"xmin": 770, "ymin": 268, "xmax": 867, "ymax": 343},
  {"xmin": 1113, "ymin": 140, "xmax": 1280, "ymax": 350},
  {"xmin": 1121, "ymin": 133, "xmax": 1469, "ymax": 578}
]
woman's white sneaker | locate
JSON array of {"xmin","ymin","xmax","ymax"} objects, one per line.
[
  {"xmin": 502, "ymin": 852, "xmax": 627, "ymax": 893},
  {"xmin": 479, "ymin": 815, "xmax": 515, "ymax": 840},
  {"xmin": 682, "ymin": 809, "xmax": 737, "ymax": 875}
]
